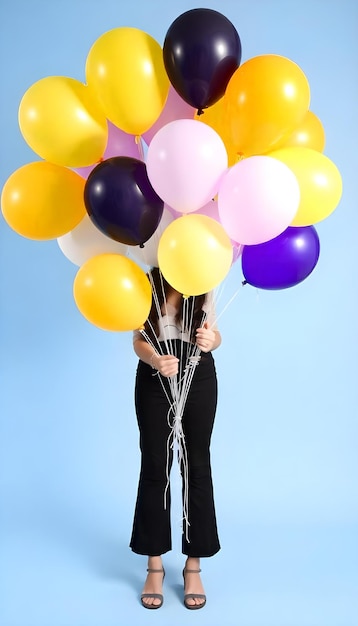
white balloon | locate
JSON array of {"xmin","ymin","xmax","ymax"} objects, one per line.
[{"xmin": 57, "ymin": 214, "xmax": 127, "ymax": 266}]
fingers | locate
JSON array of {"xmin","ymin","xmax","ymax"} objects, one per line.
[
  {"xmin": 157, "ymin": 355, "xmax": 179, "ymax": 377},
  {"xmin": 195, "ymin": 326, "xmax": 215, "ymax": 352},
  {"xmin": 196, "ymin": 340, "xmax": 211, "ymax": 352}
]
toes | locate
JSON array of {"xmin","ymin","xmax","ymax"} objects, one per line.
[{"xmin": 143, "ymin": 596, "xmax": 160, "ymax": 607}]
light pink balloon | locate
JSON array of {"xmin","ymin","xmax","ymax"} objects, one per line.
[
  {"xmin": 218, "ymin": 156, "xmax": 300, "ymax": 245},
  {"xmin": 195, "ymin": 198, "xmax": 220, "ymax": 220},
  {"xmin": 75, "ymin": 121, "xmax": 143, "ymax": 179},
  {"xmin": 163, "ymin": 202, "xmax": 181, "ymax": 218},
  {"xmin": 146, "ymin": 119, "xmax": 228, "ymax": 214},
  {"xmin": 232, "ymin": 242, "xmax": 244, "ymax": 264},
  {"xmin": 142, "ymin": 86, "xmax": 195, "ymax": 145}
]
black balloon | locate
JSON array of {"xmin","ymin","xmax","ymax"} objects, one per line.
[
  {"xmin": 163, "ymin": 8, "xmax": 242, "ymax": 113},
  {"xmin": 84, "ymin": 157, "xmax": 164, "ymax": 246}
]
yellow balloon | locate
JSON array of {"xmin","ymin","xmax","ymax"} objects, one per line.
[
  {"xmin": 158, "ymin": 215, "xmax": 233, "ymax": 296},
  {"xmin": 273, "ymin": 110, "xmax": 325, "ymax": 152},
  {"xmin": 86, "ymin": 27, "xmax": 170, "ymax": 135},
  {"xmin": 18, "ymin": 76, "xmax": 108, "ymax": 167},
  {"xmin": 195, "ymin": 99, "xmax": 239, "ymax": 166},
  {"xmin": 73, "ymin": 254, "xmax": 152, "ymax": 331},
  {"xmin": 1, "ymin": 161, "xmax": 86, "ymax": 240},
  {"xmin": 269, "ymin": 147, "xmax": 343, "ymax": 226},
  {"xmin": 224, "ymin": 54, "xmax": 311, "ymax": 156}
]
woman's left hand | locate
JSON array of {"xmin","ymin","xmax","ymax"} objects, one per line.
[{"xmin": 195, "ymin": 322, "xmax": 217, "ymax": 353}]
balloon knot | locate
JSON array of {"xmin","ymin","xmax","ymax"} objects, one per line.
[
  {"xmin": 139, "ymin": 242, "xmax": 145, "ymax": 249},
  {"xmin": 135, "ymin": 135, "xmax": 141, "ymax": 144},
  {"xmin": 242, "ymin": 280, "xmax": 247, "ymax": 286},
  {"xmin": 197, "ymin": 108, "xmax": 204, "ymax": 116}
]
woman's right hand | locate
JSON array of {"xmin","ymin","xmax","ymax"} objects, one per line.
[{"xmin": 152, "ymin": 354, "xmax": 179, "ymax": 377}]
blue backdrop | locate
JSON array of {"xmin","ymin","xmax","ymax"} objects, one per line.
[{"xmin": 1, "ymin": 1, "xmax": 357, "ymax": 625}]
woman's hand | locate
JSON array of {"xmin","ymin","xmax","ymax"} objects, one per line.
[
  {"xmin": 195, "ymin": 322, "xmax": 217, "ymax": 353},
  {"xmin": 152, "ymin": 354, "xmax": 179, "ymax": 377}
]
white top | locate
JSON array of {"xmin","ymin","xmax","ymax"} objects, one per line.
[{"xmin": 133, "ymin": 292, "xmax": 217, "ymax": 343}]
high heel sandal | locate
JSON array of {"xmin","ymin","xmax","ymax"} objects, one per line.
[
  {"xmin": 182, "ymin": 568, "xmax": 206, "ymax": 610},
  {"xmin": 141, "ymin": 567, "xmax": 165, "ymax": 609}
]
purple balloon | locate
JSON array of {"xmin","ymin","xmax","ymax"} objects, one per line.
[
  {"xmin": 84, "ymin": 157, "xmax": 164, "ymax": 247},
  {"xmin": 242, "ymin": 226, "xmax": 320, "ymax": 290}
]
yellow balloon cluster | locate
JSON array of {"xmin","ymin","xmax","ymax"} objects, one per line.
[
  {"xmin": 1, "ymin": 12, "xmax": 344, "ymax": 331},
  {"xmin": 196, "ymin": 53, "xmax": 342, "ymax": 233},
  {"xmin": 16, "ymin": 28, "xmax": 169, "ymax": 168},
  {"xmin": 1, "ymin": 26, "xmax": 172, "ymax": 331}
]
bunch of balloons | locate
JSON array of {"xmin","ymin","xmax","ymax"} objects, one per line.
[{"xmin": 1, "ymin": 8, "xmax": 343, "ymax": 331}]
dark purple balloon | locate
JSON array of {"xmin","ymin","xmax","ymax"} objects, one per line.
[
  {"xmin": 163, "ymin": 8, "xmax": 242, "ymax": 113},
  {"xmin": 241, "ymin": 226, "xmax": 320, "ymax": 290},
  {"xmin": 84, "ymin": 157, "xmax": 164, "ymax": 246}
]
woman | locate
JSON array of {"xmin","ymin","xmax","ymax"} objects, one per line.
[{"xmin": 130, "ymin": 267, "xmax": 221, "ymax": 610}]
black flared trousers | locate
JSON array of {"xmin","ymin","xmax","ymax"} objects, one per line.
[{"xmin": 130, "ymin": 342, "xmax": 220, "ymax": 557}]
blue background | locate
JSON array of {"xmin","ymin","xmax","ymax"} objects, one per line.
[{"xmin": 0, "ymin": 1, "xmax": 357, "ymax": 625}]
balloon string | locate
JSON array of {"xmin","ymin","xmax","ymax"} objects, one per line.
[
  {"xmin": 141, "ymin": 271, "xmax": 248, "ymax": 539},
  {"xmin": 143, "ymin": 270, "xmax": 246, "ymax": 540},
  {"xmin": 135, "ymin": 135, "xmax": 145, "ymax": 161},
  {"xmin": 142, "ymin": 270, "xmax": 204, "ymax": 541},
  {"xmin": 208, "ymin": 283, "xmax": 243, "ymax": 328}
]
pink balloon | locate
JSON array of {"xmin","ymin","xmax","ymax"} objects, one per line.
[
  {"xmin": 146, "ymin": 119, "xmax": 228, "ymax": 214},
  {"xmin": 163, "ymin": 202, "xmax": 180, "ymax": 218},
  {"xmin": 232, "ymin": 242, "xmax": 244, "ymax": 264},
  {"xmin": 75, "ymin": 121, "xmax": 143, "ymax": 178},
  {"xmin": 142, "ymin": 85, "xmax": 195, "ymax": 145},
  {"xmin": 218, "ymin": 156, "xmax": 300, "ymax": 245},
  {"xmin": 195, "ymin": 198, "xmax": 220, "ymax": 220}
]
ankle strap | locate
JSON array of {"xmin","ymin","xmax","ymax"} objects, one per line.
[
  {"xmin": 184, "ymin": 568, "xmax": 201, "ymax": 573},
  {"xmin": 147, "ymin": 568, "xmax": 164, "ymax": 573}
]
